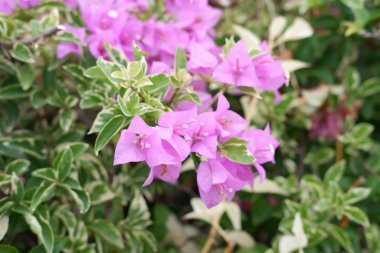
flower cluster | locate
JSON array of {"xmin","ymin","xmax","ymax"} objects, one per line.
[
  {"xmin": 0, "ymin": 0, "xmax": 77, "ymax": 14},
  {"xmin": 114, "ymin": 93, "xmax": 279, "ymax": 208},
  {"xmin": 3, "ymin": 0, "xmax": 287, "ymax": 208}
]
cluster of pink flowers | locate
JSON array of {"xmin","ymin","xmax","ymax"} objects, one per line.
[
  {"xmin": 3, "ymin": 0, "xmax": 286, "ymax": 208},
  {"xmin": 114, "ymin": 93, "xmax": 279, "ymax": 208},
  {"xmin": 0, "ymin": 0, "xmax": 77, "ymax": 14}
]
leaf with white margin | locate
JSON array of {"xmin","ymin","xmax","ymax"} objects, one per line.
[
  {"xmin": 276, "ymin": 17, "xmax": 313, "ymax": 44},
  {"xmin": 226, "ymin": 230, "xmax": 255, "ymax": 248},
  {"xmin": 269, "ymin": 16, "xmax": 287, "ymax": 44},
  {"xmin": 279, "ymin": 213, "xmax": 308, "ymax": 253},
  {"xmin": 0, "ymin": 215, "xmax": 9, "ymax": 241},
  {"xmin": 225, "ymin": 202, "xmax": 241, "ymax": 230},
  {"xmin": 282, "ymin": 59, "xmax": 310, "ymax": 82},
  {"xmin": 242, "ymin": 177, "xmax": 288, "ymax": 196},
  {"xmin": 232, "ymin": 25, "xmax": 261, "ymax": 51},
  {"xmin": 184, "ymin": 198, "xmax": 225, "ymax": 225},
  {"xmin": 282, "ymin": 60, "xmax": 310, "ymax": 73}
]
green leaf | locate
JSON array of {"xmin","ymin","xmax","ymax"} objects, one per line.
[
  {"xmin": 88, "ymin": 220, "xmax": 124, "ymax": 249},
  {"xmin": 79, "ymin": 93, "xmax": 105, "ymax": 109},
  {"xmin": 89, "ymin": 182, "xmax": 115, "ymax": 205},
  {"xmin": 220, "ymin": 138, "xmax": 255, "ymax": 164},
  {"xmin": 305, "ymin": 147, "xmax": 335, "ymax": 165},
  {"xmin": 55, "ymin": 148, "xmax": 74, "ymax": 181},
  {"xmin": 59, "ymin": 110, "xmax": 75, "ymax": 133},
  {"xmin": 54, "ymin": 32, "xmax": 84, "ymax": 45},
  {"xmin": 344, "ymin": 188, "xmax": 371, "ymax": 205},
  {"xmin": 31, "ymin": 182, "xmax": 56, "ymax": 212},
  {"xmin": 173, "ymin": 92, "xmax": 200, "ymax": 105},
  {"xmin": 23, "ymin": 213, "xmax": 55, "ymax": 253},
  {"xmin": 118, "ymin": 93, "xmax": 139, "ymax": 117},
  {"xmin": 0, "ymin": 201, "xmax": 13, "ymax": 218},
  {"xmin": 174, "ymin": 47, "xmax": 187, "ymax": 71},
  {"xmin": 351, "ymin": 123, "xmax": 374, "ymax": 141},
  {"xmin": 94, "ymin": 115, "xmax": 126, "ymax": 155},
  {"xmin": 146, "ymin": 74, "xmax": 169, "ymax": 96},
  {"xmin": 16, "ymin": 64, "xmax": 35, "ymax": 90},
  {"xmin": 0, "ymin": 85, "xmax": 29, "ymax": 100},
  {"xmin": 67, "ymin": 142, "xmax": 89, "ymax": 159},
  {"xmin": 0, "ymin": 174, "xmax": 12, "ymax": 187},
  {"xmin": 343, "ymin": 206, "xmax": 369, "ymax": 227},
  {"xmin": 32, "ymin": 168, "xmax": 56, "ymax": 182},
  {"xmin": 10, "ymin": 43, "xmax": 35, "ymax": 63},
  {"xmin": 11, "ymin": 173, "xmax": 24, "ymax": 203},
  {"xmin": 0, "ymin": 245, "xmax": 19, "ymax": 253},
  {"xmin": 325, "ymin": 224, "xmax": 353, "ymax": 253},
  {"xmin": 5, "ymin": 159, "xmax": 30, "ymax": 175},
  {"xmin": 358, "ymin": 78, "xmax": 380, "ymax": 97},
  {"xmin": 127, "ymin": 59, "xmax": 147, "ymax": 79},
  {"xmin": 343, "ymin": 67, "xmax": 360, "ymax": 91},
  {"xmin": 83, "ymin": 66, "xmax": 106, "ymax": 79},
  {"xmin": 324, "ymin": 160, "xmax": 345, "ymax": 184},
  {"xmin": 61, "ymin": 186, "xmax": 90, "ymax": 213},
  {"xmin": 89, "ymin": 109, "xmax": 118, "ymax": 134},
  {"xmin": 96, "ymin": 58, "xmax": 122, "ymax": 86},
  {"xmin": 30, "ymin": 89, "xmax": 47, "ymax": 109}
]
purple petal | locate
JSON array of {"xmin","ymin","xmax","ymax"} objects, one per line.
[{"xmin": 114, "ymin": 131, "xmax": 145, "ymax": 165}]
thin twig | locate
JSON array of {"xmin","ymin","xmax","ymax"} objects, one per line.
[
  {"xmin": 201, "ymin": 85, "xmax": 228, "ymax": 113},
  {"xmin": 0, "ymin": 27, "xmax": 62, "ymax": 49},
  {"xmin": 335, "ymin": 139, "xmax": 344, "ymax": 163},
  {"xmin": 200, "ymin": 225, "xmax": 217, "ymax": 253}
]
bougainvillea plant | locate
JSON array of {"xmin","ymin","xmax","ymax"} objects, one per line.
[{"xmin": 1, "ymin": 0, "xmax": 380, "ymax": 253}]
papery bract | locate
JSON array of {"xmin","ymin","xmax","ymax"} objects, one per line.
[
  {"xmin": 0, "ymin": 0, "xmax": 16, "ymax": 14},
  {"xmin": 188, "ymin": 41, "xmax": 218, "ymax": 75},
  {"xmin": 189, "ymin": 112, "xmax": 218, "ymax": 159},
  {"xmin": 240, "ymin": 125, "xmax": 279, "ymax": 181},
  {"xmin": 114, "ymin": 115, "xmax": 175, "ymax": 167},
  {"xmin": 212, "ymin": 41, "xmax": 260, "ymax": 87},
  {"xmin": 57, "ymin": 25, "xmax": 86, "ymax": 59},
  {"xmin": 215, "ymin": 94, "xmax": 248, "ymax": 137},
  {"xmin": 197, "ymin": 159, "xmax": 247, "ymax": 208},
  {"xmin": 18, "ymin": 0, "xmax": 40, "ymax": 8},
  {"xmin": 252, "ymin": 41, "xmax": 287, "ymax": 101}
]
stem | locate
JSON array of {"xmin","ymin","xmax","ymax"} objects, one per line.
[
  {"xmin": 200, "ymin": 225, "xmax": 217, "ymax": 253},
  {"xmin": 0, "ymin": 27, "xmax": 62, "ymax": 49},
  {"xmin": 168, "ymin": 87, "xmax": 180, "ymax": 107},
  {"xmin": 202, "ymin": 85, "xmax": 228, "ymax": 113},
  {"xmin": 335, "ymin": 139, "xmax": 343, "ymax": 162}
]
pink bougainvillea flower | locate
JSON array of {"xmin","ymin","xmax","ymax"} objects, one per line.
[
  {"xmin": 79, "ymin": 0, "xmax": 126, "ymax": 33},
  {"xmin": 114, "ymin": 115, "xmax": 175, "ymax": 167},
  {"xmin": 57, "ymin": 25, "xmax": 86, "ymax": 59},
  {"xmin": 119, "ymin": 17, "xmax": 145, "ymax": 60},
  {"xmin": 158, "ymin": 108, "xmax": 198, "ymax": 138},
  {"xmin": 169, "ymin": 0, "xmax": 221, "ymax": 39},
  {"xmin": 143, "ymin": 161, "xmax": 182, "ymax": 186},
  {"xmin": 123, "ymin": 0, "xmax": 149, "ymax": 10},
  {"xmin": 87, "ymin": 30, "xmax": 120, "ymax": 58},
  {"xmin": 220, "ymin": 155, "xmax": 255, "ymax": 188},
  {"xmin": 252, "ymin": 41, "xmax": 287, "ymax": 101},
  {"xmin": 60, "ymin": 0, "xmax": 78, "ymax": 9},
  {"xmin": 0, "ymin": 0, "xmax": 16, "ymax": 14},
  {"xmin": 142, "ymin": 20, "xmax": 189, "ymax": 62},
  {"xmin": 240, "ymin": 125, "xmax": 279, "ymax": 181},
  {"xmin": 197, "ymin": 159, "xmax": 247, "ymax": 208},
  {"xmin": 18, "ymin": 0, "xmax": 40, "ymax": 8},
  {"xmin": 189, "ymin": 112, "xmax": 218, "ymax": 159},
  {"xmin": 212, "ymin": 41, "xmax": 260, "ymax": 87},
  {"xmin": 188, "ymin": 41, "xmax": 218, "ymax": 75},
  {"xmin": 215, "ymin": 94, "xmax": 248, "ymax": 137}
]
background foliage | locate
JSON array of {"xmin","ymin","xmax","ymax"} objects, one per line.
[{"xmin": 0, "ymin": 0, "xmax": 380, "ymax": 252}]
